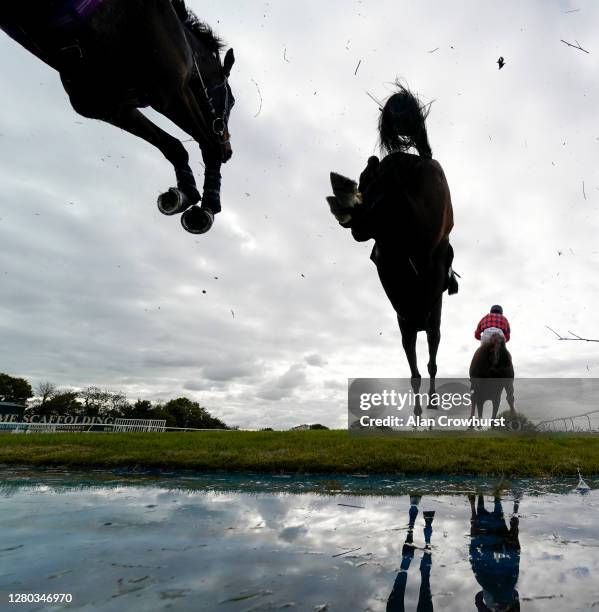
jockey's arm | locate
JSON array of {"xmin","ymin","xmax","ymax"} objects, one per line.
[
  {"xmin": 474, "ymin": 318, "xmax": 483, "ymax": 340},
  {"xmin": 504, "ymin": 321, "xmax": 511, "ymax": 342}
]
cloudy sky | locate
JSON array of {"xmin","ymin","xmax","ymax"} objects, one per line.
[{"xmin": 1, "ymin": 0, "xmax": 598, "ymax": 429}]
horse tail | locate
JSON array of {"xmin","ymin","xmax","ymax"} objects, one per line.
[
  {"xmin": 378, "ymin": 82, "xmax": 433, "ymax": 158},
  {"xmin": 489, "ymin": 333, "xmax": 510, "ymax": 368}
]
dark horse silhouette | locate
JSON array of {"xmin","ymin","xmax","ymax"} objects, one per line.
[
  {"xmin": 387, "ymin": 496, "xmax": 435, "ymax": 612},
  {"xmin": 469, "ymin": 493, "xmax": 521, "ymax": 611},
  {"xmin": 469, "ymin": 334, "xmax": 515, "ymax": 424},
  {"xmin": 328, "ymin": 85, "xmax": 457, "ymax": 411},
  {"xmin": 1, "ymin": 0, "xmax": 235, "ymax": 234},
  {"xmin": 386, "ymin": 490, "xmax": 521, "ymax": 611}
]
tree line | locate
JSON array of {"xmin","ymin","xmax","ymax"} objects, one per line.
[{"xmin": 0, "ymin": 373, "xmax": 228, "ymax": 430}]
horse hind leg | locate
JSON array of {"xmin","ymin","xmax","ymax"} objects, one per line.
[
  {"xmin": 477, "ymin": 398, "xmax": 484, "ymax": 419},
  {"xmin": 468, "ymin": 393, "xmax": 479, "ymax": 429},
  {"xmin": 491, "ymin": 399, "xmax": 500, "ymax": 424},
  {"xmin": 505, "ymin": 380, "xmax": 516, "ymax": 413},
  {"xmin": 399, "ymin": 318, "xmax": 422, "ymax": 416},
  {"xmin": 425, "ymin": 297, "xmax": 442, "ymax": 403},
  {"xmin": 426, "ymin": 327, "xmax": 440, "ymax": 402}
]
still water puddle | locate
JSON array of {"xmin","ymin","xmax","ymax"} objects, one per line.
[{"xmin": 0, "ymin": 468, "xmax": 598, "ymax": 611}]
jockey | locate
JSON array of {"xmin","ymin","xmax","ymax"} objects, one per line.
[{"xmin": 475, "ymin": 305, "xmax": 511, "ymax": 344}]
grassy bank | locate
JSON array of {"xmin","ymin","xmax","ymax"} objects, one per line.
[{"xmin": 1, "ymin": 431, "xmax": 599, "ymax": 476}]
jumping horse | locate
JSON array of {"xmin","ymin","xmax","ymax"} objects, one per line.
[
  {"xmin": 469, "ymin": 333, "xmax": 515, "ymax": 424},
  {"xmin": 328, "ymin": 84, "xmax": 458, "ymax": 414},
  {"xmin": 1, "ymin": 0, "xmax": 235, "ymax": 234}
]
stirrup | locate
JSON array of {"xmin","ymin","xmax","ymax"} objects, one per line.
[{"xmin": 447, "ymin": 268, "xmax": 460, "ymax": 295}]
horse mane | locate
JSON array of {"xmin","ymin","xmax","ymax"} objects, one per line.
[{"xmin": 171, "ymin": 0, "xmax": 224, "ymax": 53}]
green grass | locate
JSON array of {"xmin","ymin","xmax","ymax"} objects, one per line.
[{"xmin": 1, "ymin": 430, "xmax": 599, "ymax": 476}]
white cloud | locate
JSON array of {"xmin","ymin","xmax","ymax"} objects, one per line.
[{"xmin": 305, "ymin": 353, "xmax": 327, "ymax": 367}]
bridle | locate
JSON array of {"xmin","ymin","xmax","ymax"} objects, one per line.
[{"xmin": 191, "ymin": 54, "xmax": 230, "ymax": 144}]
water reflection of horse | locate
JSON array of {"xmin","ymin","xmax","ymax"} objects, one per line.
[
  {"xmin": 386, "ymin": 491, "xmax": 521, "ymax": 611},
  {"xmin": 1, "ymin": 0, "xmax": 235, "ymax": 234},
  {"xmin": 387, "ymin": 495, "xmax": 435, "ymax": 611},
  {"xmin": 469, "ymin": 334, "xmax": 515, "ymax": 423},
  {"xmin": 329, "ymin": 85, "xmax": 457, "ymax": 413},
  {"xmin": 469, "ymin": 494, "xmax": 521, "ymax": 611}
]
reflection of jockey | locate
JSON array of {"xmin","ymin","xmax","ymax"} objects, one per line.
[{"xmin": 475, "ymin": 305, "xmax": 511, "ymax": 344}]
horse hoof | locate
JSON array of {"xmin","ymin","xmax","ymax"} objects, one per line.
[
  {"xmin": 157, "ymin": 188, "xmax": 189, "ymax": 216},
  {"xmin": 181, "ymin": 206, "xmax": 214, "ymax": 234}
]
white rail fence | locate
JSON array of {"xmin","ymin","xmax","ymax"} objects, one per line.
[
  {"xmin": 0, "ymin": 419, "xmax": 232, "ymax": 433},
  {"xmin": 114, "ymin": 419, "xmax": 166, "ymax": 432},
  {"xmin": 535, "ymin": 409, "xmax": 599, "ymax": 433}
]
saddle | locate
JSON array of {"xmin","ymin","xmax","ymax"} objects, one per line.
[{"xmin": 1, "ymin": 1, "xmax": 104, "ymax": 72}]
